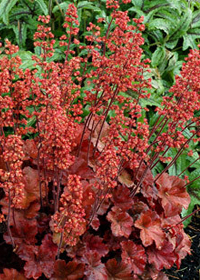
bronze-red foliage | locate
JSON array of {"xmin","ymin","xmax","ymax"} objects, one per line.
[{"xmin": 0, "ymin": 0, "xmax": 196, "ymax": 279}]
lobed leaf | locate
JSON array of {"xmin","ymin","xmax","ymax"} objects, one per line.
[
  {"xmin": 107, "ymin": 206, "xmax": 133, "ymax": 238},
  {"xmin": 121, "ymin": 240, "xmax": 147, "ymax": 275},
  {"xmin": 134, "ymin": 210, "xmax": 165, "ymax": 249},
  {"xmin": 156, "ymin": 173, "xmax": 191, "ymax": 217},
  {"xmin": 106, "ymin": 258, "xmax": 132, "ymax": 280},
  {"xmin": 52, "ymin": 260, "xmax": 84, "ymax": 280}
]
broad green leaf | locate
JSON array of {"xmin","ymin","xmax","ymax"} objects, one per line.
[
  {"xmin": 150, "ymin": 30, "xmax": 164, "ymax": 43},
  {"xmin": 148, "ymin": 18, "xmax": 172, "ymax": 34},
  {"xmin": 151, "ymin": 79, "xmax": 164, "ymax": 95},
  {"xmin": 143, "ymin": 0, "xmax": 170, "ymax": 11},
  {"xmin": 128, "ymin": 6, "xmax": 144, "ymax": 17},
  {"xmin": 131, "ymin": 0, "xmax": 143, "ymax": 9},
  {"xmin": 27, "ymin": 116, "xmax": 36, "ymax": 127},
  {"xmin": 158, "ymin": 49, "xmax": 173, "ymax": 74},
  {"xmin": 183, "ymin": 33, "xmax": 199, "ymax": 50},
  {"xmin": 166, "ymin": 0, "xmax": 183, "ymax": 11},
  {"xmin": 176, "ymin": 152, "xmax": 190, "ymax": 176},
  {"xmin": 52, "ymin": 2, "xmax": 69, "ymax": 13},
  {"xmin": 15, "ymin": 50, "xmax": 36, "ymax": 70},
  {"xmin": 165, "ymin": 39, "xmax": 179, "ymax": 49},
  {"xmin": 165, "ymin": 52, "xmax": 178, "ymax": 72},
  {"xmin": 191, "ymin": 9, "xmax": 200, "ymax": 28},
  {"xmin": 0, "ymin": 0, "xmax": 18, "ymax": 24},
  {"xmin": 156, "ymin": 8, "xmax": 179, "ymax": 21},
  {"xmin": 168, "ymin": 165, "xmax": 176, "ymax": 176},
  {"xmin": 77, "ymin": 1, "xmax": 101, "ymax": 12},
  {"xmin": 35, "ymin": 0, "xmax": 48, "ymax": 15},
  {"xmin": 151, "ymin": 47, "xmax": 165, "ymax": 68},
  {"xmin": 12, "ymin": 22, "xmax": 27, "ymax": 47},
  {"xmin": 169, "ymin": 8, "xmax": 192, "ymax": 40}
]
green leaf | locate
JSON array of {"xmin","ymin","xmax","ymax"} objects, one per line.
[
  {"xmin": 150, "ymin": 30, "xmax": 164, "ymax": 43},
  {"xmin": 182, "ymin": 195, "xmax": 200, "ymax": 227},
  {"xmin": 131, "ymin": 0, "xmax": 143, "ymax": 9},
  {"xmin": 151, "ymin": 79, "xmax": 164, "ymax": 95},
  {"xmin": 191, "ymin": 10, "xmax": 200, "ymax": 28},
  {"xmin": 15, "ymin": 50, "xmax": 36, "ymax": 70},
  {"xmin": 52, "ymin": 2, "xmax": 69, "ymax": 13},
  {"xmin": 148, "ymin": 18, "xmax": 172, "ymax": 34},
  {"xmin": 27, "ymin": 116, "xmax": 36, "ymax": 127},
  {"xmin": 151, "ymin": 162, "xmax": 165, "ymax": 177},
  {"xmin": 165, "ymin": 52, "xmax": 178, "ymax": 72},
  {"xmin": 143, "ymin": 0, "xmax": 170, "ymax": 12},
  {"xmin": 0, "ymin": 0, "xmax": 18, "ymax": 24},
  {"xmin": 12, "ymin": 22, "xmax": 27, "ymax": 47},
  {"xmin": 155, "ymin": 7, "xmax": 180, "ymax": 21},
  {"xmin": 128, "ymin": 6, "xmax": 144, "ymax": 17},
  {"xmin": 169, "ymin": 8, "xmax": 192, "ymax": 40},
  {"xmin": 165, "ymin": 39, "xmax": 179, "ymax": 49},
  {"xmin": 78, "ymin": 1, "xmax": 101, "ymax": 12},
  {"xmin": 35, "ymin": 0, "xmax": 48, "ymax": 15},
  {"xmin": 176, "ymin": 152, "xmax": 190, "ymax": 176},
  {"xmin": 166, "ymin": 0, "xmax": 183, "ymax": 11},
  {"xmin": 140, "ymin": 91, "xmax": 163, "ymax": 107},
  {"xmin": 151, "ymin": 47, "xmax": 165, "ymax": 68},
  {"xmin": 183, "ymin": 34, "xmax": 199, "ymax": 50}
]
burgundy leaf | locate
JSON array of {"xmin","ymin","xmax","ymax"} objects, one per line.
[
  {"xmin": 107, "ymin": 206, "xmax": 133, "ymax": 238},
  {"xmin": 97, "ymin": 198, "xmax": 110, "ymax": 216},
  {"xmin": 90, "ymin": 214, "xmax": 100, "ymax": 231},
  {"xmin": 16, "ymin": 243, "xmax": 37, "ymax": 262},
  {"xmin": 106, "ymin": 258, "xmax": 132, "ymax": 280},
  {"xmin": 24, "ymin": 201, "xmax": 40, "ymax": 219},
  {"xmin": 24, "ymin": 260, "xmax": 42, "ymax": 279},
  {"xmin": 83, "ymin": 233, "xmax": 109, "ymax": 257},
  {"xmin": 174, "ymin": 231, "xmax": 191, "ymax": 269},
  {"xmin": 134, "ymin": 162, "xmax": 154, "ymax": 188},
  {"xmin": 0, "ymin": 268, "xmax": 26, "ymax": 280},
  {"xmin": 23, "ymin": 139, "xmax": 38, "ymax": 160},
  {"xmin": 138, "ymin": 266, "xmax": 169, "ymax": 280},
  {"xmin": 82, "ymin": 251, "xmax": 108, "ymax": 280},
  {"xmin": 147, "ymin": 241, "xmax": 176, "ymax": 270},
  {"xmin": 21, "ymin": 234, "xmax": 57, "ymax": 279},
  {"xmin": 103, "ymin": 230, "xmax": 123, "ymax": 251},
  {"xmin": 121, "ymin": 240, "xmax": 146, "ymax": 275},
  {"xmin": 4, "ymin": 213, "xmax": 38, "ymax": 246},
  {"xmin": 38, "ymin": 234, "xmax": 58, "ymax": 278},
  {"xmin": 66, "ymin": 241, "xmax": 86, "ymax": 259},
  {"xmin": 52, "ymin": 260, "xmax": 84, "ymax": 280},
  {"xmin": 156, "ymin": 173, "xmax": 190, "ymax": 217},
  {"xmin": 111, "ymin": 185, "xmax": 133, "ymax": 211},
  {"xmin": 23, "ymin": 166, "xmax": 46, "ymax": 200},
  {"xmin": 134, "ymin": 210, "xmax": 165, "ymax": 249}
]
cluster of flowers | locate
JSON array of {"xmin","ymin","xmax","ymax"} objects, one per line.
[{"xmin": 0, "ymin": 0, "xmax": 199, "ymax": 279}]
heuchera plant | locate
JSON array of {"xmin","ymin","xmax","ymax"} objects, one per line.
[{"xmin": 0, "ymin": 0, "xmax": 199, "ymax": 279}]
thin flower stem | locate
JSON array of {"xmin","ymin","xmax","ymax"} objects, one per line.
[
  {"xmin": 165, "ymin": 207, "xmax": 200, "ymax": 231},
  {"xmin": 183, "ymin": 174, "xmax": 200, "ymax": 188},
  {"xmin": 7, "ymin": 190, "xmax": 15, "ymax": 248},
  {"xmin": 178, "ymin": 156, "xmax": 200, "ymax": 177}
]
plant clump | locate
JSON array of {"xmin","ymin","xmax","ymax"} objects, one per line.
[{"xmin": 0, "ymin": 0, "xmax": 199, "ymax": 279}]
